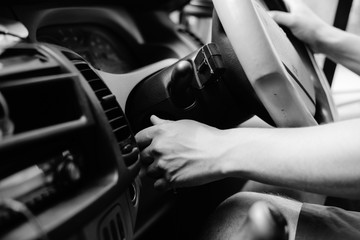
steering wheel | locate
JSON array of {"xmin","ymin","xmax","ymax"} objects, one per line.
[
  {"xmin": 126, "ymin": 0, "xmax": 337, "ymax": 132},
  {"xmin": 212, "ymin": 0, "xmax": 337, "ymax": 127}
]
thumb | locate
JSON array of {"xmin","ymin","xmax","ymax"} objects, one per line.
[
  {"xmin": 268, "ymin": 11, "xmax": 293, "ymax": 28},
  {"xmin": 150, "ymin": 115, "xmax": 172, "ymax": 125}
]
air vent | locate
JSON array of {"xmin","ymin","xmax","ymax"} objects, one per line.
[
  {"xmin": 0, "ymin": 47, "xmax": 63, "ymax": 81},
  {"xmin": 99, "ymin": 205, "xmax": 126, "ymax": 240},
  {"xmin": 71, "ymin": 60, "xmax": 139, "ymax": 167},
  {"xmin": 0, "ymin": 186, "xmax": 58, "ymax": 232},
  {"xmin": 0, "ymin": 44, "xmax": 83, "ymax": 134}
]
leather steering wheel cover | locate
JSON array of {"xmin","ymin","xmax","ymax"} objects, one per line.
[{"xmin": 213, "ymin": 0, "xmax": 318, "ymax": 127}]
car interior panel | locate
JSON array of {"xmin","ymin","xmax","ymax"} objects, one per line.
[{"xmin": 0, "ymin": 0, "xmax": 347, "ymax": 239}]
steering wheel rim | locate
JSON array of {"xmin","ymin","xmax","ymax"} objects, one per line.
[{"xmin": 212, "ymin": 0, "xmax": 337, "ymax": 127}]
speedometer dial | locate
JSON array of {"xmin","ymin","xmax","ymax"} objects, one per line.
[{"xmin": 37, "ymin": 24, "xmax": 140, "ymax": 73}]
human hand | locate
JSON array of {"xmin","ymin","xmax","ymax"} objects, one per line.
[
  {"xmin": 269, "ymin": 0, "xmax": 331, "ymax": 53},
  {"xmin": 135, "ymin": 116, "xmax": 227, "ymax": 190}
]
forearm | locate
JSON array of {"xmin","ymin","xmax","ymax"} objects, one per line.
[
  {"xmin": 316, "ymin": 25, "xmax": 360, "ymax": 76},
  {"xmin": 270, "ymin": 1, "xmax": 360, "ymax": 76},
  {"xmin": 221, "ymin": 119, "xmax": 360, "ymax": 199}
]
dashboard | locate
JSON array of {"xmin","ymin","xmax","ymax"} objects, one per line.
[
  {"xmin": 38, "ymin": 24, "xmax": 140, "ymax": 73},
  {"xmin": 0, "ymin": 2, "xmax": 204, "ymax": 240}
]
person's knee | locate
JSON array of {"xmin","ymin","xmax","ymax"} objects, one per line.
[
  {"xmin": 229, "ymin": 192, "xmax": 302, "ymax": 239},
  {"xmin": 242, "ymin": 181, "xmax": 326, "ymax": 204},
  {"xmin": 212, "ymin": 192, "xmax": 268, "ymax": 221},
  {"xmin": 223, "ymin": 191, "xmax": 302, "ymax": 211},
  {"xmin": 200, "ymin": 192, "xmax": 302, "ymax": 240}
]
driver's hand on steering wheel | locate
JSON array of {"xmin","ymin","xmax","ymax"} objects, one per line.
[
  {"xmin": 269, "ymin": 0, "xmax": 331, "ymax": 53},
  {"xmin": 135, "ymin": 116, "xmax": 228, "ymax": 191}
]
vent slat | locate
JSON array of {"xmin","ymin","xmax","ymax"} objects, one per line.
[
  {"xmin": 88, "ymin": 79, "xmax": 107, "ymax": 90},
  {"xmin": 98, "ymin": 205, "xmax": 125, "ymax": 240},
  {"xmin": 109, "ymin": 117, "xmax": 126, "ymax": 130},
  {"xmin": 110, "ymin": 220, "xmax": 120, "ymax": 240},
  {"xmin": 73, "ymin": 62, "xmax": 89, "ymax": 71},
  {"xmin": 101, "ymin": 95, "xmax": 118, "ymax": 110},
  {"xmin": 102, "ymin": 228, "xmax": 111, "ymax": 240},
  {"xmin": 105, "ymin": 107, "xmax": 123, "ymax": 120},
  {"xmin": 95, "ymin": 89, "xmax": 112, "ymax": 99},
  {"xmin": 116, "ymin": 213, "xmax": 125, "ymax": 239},
  {"xmin": 70, "ymin": 59, "xmax": 138, "ymax": 167},
  {"xmin": 113, "ymin": 126, "xmax": 131, "ymax": 142}
]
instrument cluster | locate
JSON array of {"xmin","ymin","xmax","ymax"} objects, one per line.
[{"xmin": 37, "ymin": 24, "xmax": 140, "ymax": 73}]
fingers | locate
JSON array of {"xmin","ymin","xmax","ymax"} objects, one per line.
[
  {"xmin": 150, "ymin": 115, "xmax": 172, "ymax": 125},
  {"xmin": 142, "ymin": 157, "xmax": 174, "ymax": 191},
  {"xmin": 138, "ymin": 145, "xmax": 167, "ymax": 185},
  {"xmin": 140, "ymin": 146, "xmax": 176, "ymax": 191},
  {"xmin": 139, "ymin": 145, "xmax": 155, "ymax": 166},
  {"xmin": 268, "ymin": 11, "xmax": 293, "ymax": 27},
  {"xmin": 136, "ymin": 115, "xmax": 176, "ymax": 191},
  {"xmin": 135, "ymin": 123, "xmax": 161, "ymax": 150},
  {"xmin": 146, "ymin": 160, "xmax": 164, "ymax": 179},
  {"xmin": 135, "ymin": 115, "xmax": 171, "ymax": 150},
  {"xmin": 281, "ymin": 0, "xmax": 302, "ymax": 11},
  {"xmin": 154, "ymin": 169, "xmax": 176, "ymax": 191}
]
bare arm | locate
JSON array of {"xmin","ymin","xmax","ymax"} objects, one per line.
[
  {"xmin": 315, "ymin": 28, "xmax": 360, "ymax": 76},
  {"xmin": 222, "ymin": 119, "xmax": 360, "ymax": 199},
  {"xmin": 136, "ymin": 116, "xmax": 360, "ymax": 199},
  {"xmin": 270, "ymin": 0, "xmax": 360, "ymax": 75}
]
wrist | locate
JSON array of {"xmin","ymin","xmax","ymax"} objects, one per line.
[
  {"xmin": 313, "ymin": 24, "xmax": 338, "ymax": 54},
  {"xmin": 217, "ymin": 128, "xmax": 254, "ymax": 178}
]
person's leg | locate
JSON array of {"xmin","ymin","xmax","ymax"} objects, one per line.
[
  {"xmin": 295, "ymin": 203, "xmax": 360, "ymax": 240},
  {"xmin": 198, "ymin": 192, "xmax": 302, "ymax": 240},
  {"xmin": 242, "ymin": 181, "xmax": 326, "ymax": 205}
]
